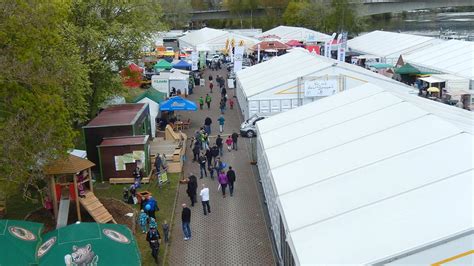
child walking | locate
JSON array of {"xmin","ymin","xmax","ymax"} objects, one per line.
[
  {"xmin": 138, "ymin": 209, "xmax": 149, "ymax": 233},
  {"xmin": 162, "ymin": 220, "xmax": 170, "ymax": 243}
]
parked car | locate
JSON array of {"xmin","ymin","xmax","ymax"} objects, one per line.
[{"xmin": 240, "ymin": 114, "xmax": 267, "ymax": 137}]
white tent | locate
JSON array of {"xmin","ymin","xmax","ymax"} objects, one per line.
[
  {"xmin": 235, "ymin": 48, "xmax": 416, "ymax": 120},
  {"xmin": 403, "ymin": 40, "xmax": 474, "ymax": 89},
  {"xmin": 256, "ymin": 83, "xmax": 474, "ymax": 265},
  {"xmin": 257, "ymin": 25, "xmax": 331, "ymax": 43},
  {"xmin": 178, "ymin": 27, "xmax": 258, "ymax": 52},
  {"xmin": 347, "ymin": 30, "xmax": 439, "ymax": 65}
]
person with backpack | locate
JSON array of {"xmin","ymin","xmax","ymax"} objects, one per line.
[
  {"xmin": 146, "ymin": 226, "xmax": 161, "ymax": 263},
  {"xmin": 227, "ymin": 166, "xmax": 236, "ymax": 197},
  {"xmin": 231, "ymin": 132, "xmax": 239, "ymax": 150}
]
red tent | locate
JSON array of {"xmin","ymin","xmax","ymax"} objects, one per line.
[
  {"xmin": 121, "ymin": 63, "xmax": 143, "ymax": 88},
  {"xmin": 305, "ymin": 45, "xmax": 321, "ymax": 55},
  {"xmin": 286, "ymin": 40, "xmax": 304, "ymax": 47}
]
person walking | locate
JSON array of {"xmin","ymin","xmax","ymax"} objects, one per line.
[
  {"xmin": 200, "ymin": 184, "xmax": 211, "ymax": 215},
  {"xmin": 205, "ymin": 148, "xmax": 213, "ymax": 171},
  {"xmin": 192, "ymin": 142, "xmax": 200, "ymax": 162},
  {"xmin": 186, "ymin": 174, "xmax": 198, "ymax": 207},
  {"xmin": 209, "ymin": 81, "xmax": 214, "ymax": 93},
  {"xmin": 198, "ymin": 153, "xmax": 208, "ymax": 179},
  {"xmin": 198, "ymin": 96, "xmax": 204, "ymax": 110},
  {"xmin": 154, "ymin": 154, "xmax": 164, "ymax": 175},
  {"xmin": 218, "ymin": 171, "xmax": 229, "ymax": 198},
  {"xmin": 231, "ymin": 132, "xmax": 239, "ymax": 150},
  {"xmin": 216, "ymin": 135, "xmax": 223, "ymax": 156},
  {"xmin": 181, "ymin": 203, "xmax": 192, "ymax": 240},
  {"xmin": 204, "ymin": 116, "xmax": 212, "ymax": 135},
  {"xmin": 227, "ymin": 166, "xmax": 236, "ymax": 197},
  {"xmin": 147, "ymin": 196, "xmax": 159, "ymax": 219},
  {"xmin": 146, "ymin": 226, "xmax": 161, "ymax": 263},
  {"xmin": 205, "ymin": 94, "xmax": 212, "ymax": 109},
  {"xmin": 225, "ymin": 135, "xmax": 233, "ymax": 152},
  {"xmin": 217, "ymin": 115, "xmax": 225, "ymax": 133},
  {"xmin": 221, "ymin": 87, "xmax": 227, "ymax": 98},
  {"xmin": 219, "ymin": 99, "xmax": 225, "ymax": 114}
]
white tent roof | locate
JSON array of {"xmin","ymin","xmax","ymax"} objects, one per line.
[
  {"xmin": 347, "ymin": 30, "xmax": 438, "ymax": 59},
  {"xmin": 403, "ymin": 40, "xmax": 474, "ymax": 80},
  {"xmin": 257, "ymin": 83, "xmax": 474, "ymax": 265},
  {"xmin": 236, "ymin": 48, "xmax": 415, "ymax": 99},
  {"xmin": 178, "ymin": 27, "xmax": 258, "ymax": 51},
  {"xmin": 257, "ymin": 25, "xmax": 331, "ymax": 43}
]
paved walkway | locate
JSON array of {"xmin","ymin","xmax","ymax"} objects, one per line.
[{"xmin": 167, "ymin": 67, "xmax": 275, "ymax": 265}]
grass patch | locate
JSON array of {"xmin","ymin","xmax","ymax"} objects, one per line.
[
  {"xmin": 96, "ymin": 172, "xmax": 181, "ymax": 265},
  {"xmin": 3, "ymin": 193, "xmax": 41, "ymax": 220}
]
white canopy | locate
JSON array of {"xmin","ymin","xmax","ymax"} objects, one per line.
[
  {"xmin": 257, "ymin": 83, "xmax": 474, "ymax": 265},
  {"xmin": 237, "ymin": 48, "xmax": 416, "ymax": 100},
  {"xmin": 403, "ymin": 40, "xmax": 474, "ymax": 81},
  {"xmin": 347, "ymin": 30, "xmax": 438, "ymax": 61},
  {"xmin": 178, "ymin": 27, "xmax": 258, "ymax": 52},
  {"xmin": 257, "ymin": 25, "xmax": 331, "ymax": 43}
]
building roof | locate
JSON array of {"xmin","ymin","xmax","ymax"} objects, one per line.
[
  {"xmin": 403, "ymin": 39, "xmax": 474, "ymax": 80},
  {"xmin": 98, "ymin": 135, "xmax": 149, "ymax": 147},
  {"xmin": 257, "ymin": 25, "xmax": 331, "ymax": 43},
  {"xmin": 132, "ymin": 88, "xmax": 166, "ymax": 105},
  {"xmin": 236, "ymin": 48, "xmax": 415, "ymax": 99},
  {"xmin": 347, "ymin": 30, "xmax": 438, "ymax": 59},
  {"xmin": 257, "ymin": 83, "xmax": 474, "ymax": 265},
  {"xmin": 252, "ymin": 40, "xmax": 289, "ymax": 51},
  {"xmin": 84, "ymin": 103, "xmax": 147, "ymax": 128},
  {"xmin": 179, "ymin": 27, "xmax": 258, "ymax": 51},
  {"xmin": 44, "ymin": 154, "xmax": 95, "ymax": 175}
]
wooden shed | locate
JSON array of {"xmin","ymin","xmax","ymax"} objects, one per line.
[
  {"xmin": 83, "ymin": 103, "xmax": 151, "ymax": 174},
  {"xmin": 97, "ymin": 135, "xmax": 150, "ymax": 182}
]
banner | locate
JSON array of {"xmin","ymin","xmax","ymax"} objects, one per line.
[
  {"xmin": 257, "ymin": 44, "xmax": 261, "ymax": 63},
  {"xmin": 229, "ymin": 44, "xmax": 234, "ymax": 63},
  {"xmin": 199, "ymin": 51, "xmax": 206, "ymax": 70},
  {"xmin": 191, "ymin": 51, "xmax": 198, "ymax": 71},
  {"xmin": 304, "ymin": 79, "xmax": 338, "ymax": 97},
  {"xmin": 233, "ymin": 46, "xmax": 245, "ymax": 72},
  {"xmin": 326, "ymin": 32, "xmax": 337, "ymax": 58},
  {"xmin": 151, "ymin": 75, "xmax": 169, "ymax": 93},
  {"xmin": 337, "ymin": 32, "xmax": 348, "ymax": 62}
]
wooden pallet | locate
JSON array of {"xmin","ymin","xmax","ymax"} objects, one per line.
[{"xmin": 79, "ymin": 191, "xmax": 116, "ymax": 224}]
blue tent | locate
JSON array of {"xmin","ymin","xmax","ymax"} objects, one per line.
[
  {"xmin": 159, "ymin": 96, "xmax": 197, "ymax": 111},
  {"xmin": 173, "ymin": 60, "xmax": 192, "ymax": 70}
]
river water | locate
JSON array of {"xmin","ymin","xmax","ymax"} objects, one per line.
[{"xmin": 366, "ymin": 11, "xmax": 474, "ymax": 40}]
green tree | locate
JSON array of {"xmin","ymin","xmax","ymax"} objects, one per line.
[
  {"xmin": 0, "ymin": 0, "xmax": 89, "ymax": 200},
  {"xmin": 224, "ymin": 0, "xmax": 261, "ymax": 28},
  {"xmin": 68, "ymin": 0, "xmax": 166, "ymax": 117},
  {"xmin": 326, "ymin": 0, "xmax": 365, "ymax": 34},
  {"xmin": 159, "ymin": 0, "xmax": 192, "ymax": 29}
]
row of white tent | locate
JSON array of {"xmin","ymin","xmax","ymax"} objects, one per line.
[
  {"xmin": 255, "ymin": 82, "xmax": 474, "ymax": 265},
  {"xmin": 178, "ymin": 26, "xmax": 331, "ymax": 52},
  {"xmin": 347, "ymin": 30, "xmax": 474, "ymax": 90}
]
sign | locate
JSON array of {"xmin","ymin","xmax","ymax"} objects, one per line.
[
  {"xmin": 337, "ymin": 32, "xmax": 348, "ymax": 62},
  {"xmin": 151, "ymin": 75, "xmax": 169, "ymax": 93},
  {"xmin": 257, "ymin": 44, "xmax": 261, "ymax": 63},
  {"xmin": 304, "ymin": 79, "xmax": 338, "ymax": 97},
  {"xmin": 191, "ymin": 51, "xmax": 198, "ymax": 71},
  {"xmin": 233, "ymin": 46, "xmax": 245, "ymax": 72},
  {"xmin": 227, "ymin": 79, "xmax": 235, "ymax": 89}
]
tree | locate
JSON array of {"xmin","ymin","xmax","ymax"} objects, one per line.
[
  {"xmin": 224, "ymin": 0, "xmax": 260, "ymax": 28},
  {"xmin": 159, "ymin": 0, "xmax": 192, "ymax": 29},
  {"xmin": 0, "ymin": 0, "xmax": 89, "ymax": 200},
  {"xmin": 325, "ymin": 0, "xmax": 365, "ymax": 34},
  {"xmin": 68, "ymin": 0, "xmax": 166, "ymax": 117}
]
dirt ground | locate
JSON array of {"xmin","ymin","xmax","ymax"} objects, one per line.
[{"xmin": 25, "ymin": 197, "xmax": 136, "ymax": 233}]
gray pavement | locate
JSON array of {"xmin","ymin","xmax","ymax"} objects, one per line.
[{"xmin": 167, "ymin": 67, "xmax": 275, "ymax": 265}]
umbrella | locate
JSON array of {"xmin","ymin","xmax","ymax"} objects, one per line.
[
  {"xmin": 159, "ymin": 96, "xmax": 197, "ymax": 111},
  {"xmin": 0, "ymin": 220, "xmax": 44, "ymax": 265},
  {"xmin": 39, "ymin": 223, "xmax": 140, "ymax": 266},
  {"xmin": 427, "ymin": 87, "xmax": 440, "ymax": 93}
]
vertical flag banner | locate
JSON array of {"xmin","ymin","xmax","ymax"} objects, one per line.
[
  {"xmin": 257, "ymin": 44, "xmax": 261, "ymax": 63},
  {"xmin": 191, "ymin": 51, "xmax": 198, "ymax": 71},
  {"xmin": 233, "ymin": 46, "xmax": 245, "ymax": 72},
  {"xmin": 326, "ymin": 32, "xmax": 337, "ymax": 58},
  {"xmin": 338, "ymin": 32, "xmax": 348, "ymax": 62}
]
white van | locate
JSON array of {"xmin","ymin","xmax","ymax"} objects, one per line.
[{"xmin": 240, "ymin": 114, "xmax": 266, "ymax": 137}]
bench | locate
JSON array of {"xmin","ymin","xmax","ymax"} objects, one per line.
[{"xmin": 109, "ymin": 177, "xmax": 151, "ymax": 185}]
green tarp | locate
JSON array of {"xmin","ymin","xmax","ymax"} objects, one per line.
[
  {"xmin": 368, "ymin": 63, "xmax": 393, "ymax": 69},
  {"xmin": 154, "ymin": 59, "xmax": 172, "ymax": 70},
  {"xmin": 395, "ymin": 63, "xmax": 433, "ymax": 75},
  {"xmin": 0, "ymin": 220, "xmax": 141, "ymax": 266}
]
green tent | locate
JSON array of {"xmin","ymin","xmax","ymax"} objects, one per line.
[
  {"xmin": 154, "ymin": 59, "xmax": 172, "ymax": 71},
  {"xmin": 395, "ymin": 63, "xmax": 434, "ymax": 75},
  {"xmin": 368, "ymin": 63, "xmax": 393, "ymax": 69},
  {"xmin": 0, "ymin": 220, "xmax": 44, "ymax": 265},
  {"xmin": 132, "ymin": 88, "xmax": 167, "ymax": 104},
  {"xmin": 39, "ymin": 223, "xmax": 141, "ymax": 266}
]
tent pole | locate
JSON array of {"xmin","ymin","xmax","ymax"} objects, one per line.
[
  {"xmin": 88, "ymin": 168, "xmax": 93, "ymax": 194},
  {"xmin": 73, "ymin": 174, "xmax": 82, "ymax": 221}
]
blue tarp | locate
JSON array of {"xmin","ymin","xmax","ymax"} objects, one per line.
[
  {"xmin": 173, "ymin": 60, "xmax": 192, "ymax": 70},
  {"xmin": 159, "ymin": 96, "xmax": 197, "ymax": 111}
]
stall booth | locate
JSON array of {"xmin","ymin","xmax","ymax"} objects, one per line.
[
  {"xmin": 97, "ymin": 135, "xmax": 151, "ymax": 184},
  {"xmin": 151, "ymin": 70, "xmax": 190, "ymax": 96},
  {"xmin": 132, "ymin": 89, "xmax": 167, "ymax": 138}
]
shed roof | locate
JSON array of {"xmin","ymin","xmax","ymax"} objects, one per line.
[
  {"xmin": 132, "ymin": 88, "xmax": 166, "ymax": 104},
  {"xmin": 257, "ymin": 83, "xmax": 474, "ymax": 265},
  {"xmin": 403, "ymin": 39, "xmax": 474, "ymax": 80},
  {"xmin": 98, "ymin": 135, "xmax": 148, "ymax": 147},
  {"xmin": 84, "ymin": 103, "xmax": 147, "ymax": 128},
  {"xmin": 44, "ymin": 154, "xmax": 95, "ymax": 175},
  {"xmin": 347, "ymin": 30, "xmax": 438, "ymax": 58}
]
